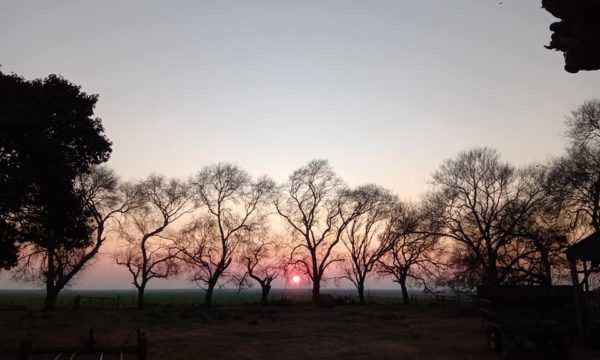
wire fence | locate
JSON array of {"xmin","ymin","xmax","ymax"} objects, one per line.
[{"xmin": 0, "ymin": 288, "xmax": 479, "ymax": 310}]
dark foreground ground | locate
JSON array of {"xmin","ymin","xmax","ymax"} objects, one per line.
[{"xmin": 0, "ymin": 304, "xmax": 598, "ymax": 360}]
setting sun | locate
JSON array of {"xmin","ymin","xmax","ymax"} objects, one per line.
[{"xmin": 292, "ymin": 275, "xmax": 301, "ymax": 284}]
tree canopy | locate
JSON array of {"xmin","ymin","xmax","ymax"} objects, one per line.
[{"xmin": 0, "ymin": 70, "xmax": 112, "ymax": 272}]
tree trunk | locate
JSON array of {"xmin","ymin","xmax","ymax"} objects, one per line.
[
  {"xmin": 399, "ymin": 277, "xmax": 410, "ymax": 305},
  {"xmin": 137, "ymin": 287, "xmax": 145, "ymax": 310},
  {"xmin": 486, "ymin": 251, "xmax": 501, "ymax": 286},
  {"xmin": 43, "ymin": 287, "xmax": 59, "ymax": 311},
  {"xmin": 43, "ymin": 249, "xmax": 58, "ymax": 311},
  {"xmin": 357, "ymin": 283, "xmax": 366, "ymax": 305},
  {"xmin": 540, "ymin": 247, "xmax": 552, "ymax": 286},
  {"xmin": 530, "ymin": 237, "xmax": 552, "ymax": 286},
  {"xmin": 487, "ymin": 267, "xmax": 500, "ymax": 286},
  {"xmin": 205, "ymin": 284, "xmax": 215, "ymax": 307},
  {"xmin": 592, "ymin": 177, "xmax": 600, "ymax": 231},
  {"xmin": 311, "ymin": 278, "xmax": 321, "ymax": 305},
  {"xmin": 260, "ymin": 284, "xmax": 271, "ymax": 306}
]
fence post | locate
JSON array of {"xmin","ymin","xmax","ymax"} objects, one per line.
[
  {"xmin": 19, "ymin": 334, "xmax": 32, "ymax": 360},
  {"xmin": 137, "ymin": 329, "xmax": 148, "ymax": 360},
  {"xmin": 73, "ymin": 295, "xmax": 81, "ymax": 311}
]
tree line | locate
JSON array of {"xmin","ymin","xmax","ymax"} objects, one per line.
[{"xmin": 2, "ymin": 70, "xmax": 600, "ymax": 310}]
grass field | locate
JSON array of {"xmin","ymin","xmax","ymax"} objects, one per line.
[
  {"xmin": 0, "ymin": 288, "xmax": 448, "ymax": 310},
  {"xmin": 1, "ymin": 302, "xmax": 598, "ymax": 359},
  {"xmin": 4, "ymin": 289, "xmax": 595, "ymax": 359}
]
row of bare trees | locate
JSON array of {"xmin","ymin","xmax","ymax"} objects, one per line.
[
  {"xmin": 274, "ymin": 161, "xmax": 442, "ymax": 305},
  {"xmin": 9, "ymin": 99, "xmax": 600, "ymax": 310},
  {"xmin": 13, "ymin": 160, "xmax": 442, "ymax": 308},
  {"xmin": 109, "ymin": 161, "xmax": 442, "ymax": 308}
]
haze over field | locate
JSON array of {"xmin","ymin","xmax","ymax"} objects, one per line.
[{"xmin": 1, "ymin": 0, "xmax": 600, "ymax": 290}]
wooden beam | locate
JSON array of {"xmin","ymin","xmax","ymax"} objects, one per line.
[{"xmin": 569, "ymin": 259, "xmax": 586, "ymax": 338}]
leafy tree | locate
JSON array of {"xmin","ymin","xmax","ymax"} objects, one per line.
[
  {"xmin": 17, "ymin": 166, "xmax": 140, "ymax": 309},
  {"xmin": 0, "ymin": 70, "xmax": 111, "ymax": 309}
]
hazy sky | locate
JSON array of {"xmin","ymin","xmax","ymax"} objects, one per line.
[{"xmin": 1, "ymin": 1, "xmax": 600, "ymax": 289}]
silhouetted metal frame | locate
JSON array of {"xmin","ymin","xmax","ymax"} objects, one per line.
[{"xmin": 19, "ymin": 328, "xmax": 147, "ymax": 360}]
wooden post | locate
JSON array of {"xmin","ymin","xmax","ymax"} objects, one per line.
[
  {"xmin": 569, "ymin": 259, "xmax": 586, "ymax": 338},
  {"xmin": 87, "ymin": 328, "xmax": 95, "ymax": 348},
  {"xmin": 137, "ymin": 330, "xmax": 147, "ymax": 360},
  {"xmin": 583, "ymin": 260, "xmax": 590, "ymax": 292},
  {"xmin": 19, "ymin": 334, "xmax": 32, "ymax": 360}
]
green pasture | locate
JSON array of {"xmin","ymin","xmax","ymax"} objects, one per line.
[{"xmin": 0, "ymin": 288, "xmax": 439, "ymax": 310}]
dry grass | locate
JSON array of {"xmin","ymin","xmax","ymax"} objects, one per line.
[{"xmin": 0, "ymin": 304, "xmax": 597, "ymax": 359}]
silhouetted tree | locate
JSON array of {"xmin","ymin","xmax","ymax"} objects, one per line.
[
  {"xmin": 505, "ymin": 165, "xmax": 573, "ymax": 285},
  {"xmin": 377, "ymin": 204, "xmax": 441, "ymax": 304},
  {"xmin": 0, "ymin": 70, "xmax": 111, "ymax": 309},
  {"xmin": 178, "ymin": 163, "xmax": 273, "ymax": 307},
  {"xmin": 16, "ymin": 166, "xmax": 140, "ymax": 309},
  {"xmin": 274, "ymin": 160, "xmax": 372, "ymax": 305},
  {"xmin": 565, "ymin": 99, "xmax": 600, "ymax": 145},
  {"xmin": 549, "ymin": 100, "xmax": 600, "ymax": 232},
  {"xmin": 426, "ymin": 148, "xmax": 546, "ymax": 287},
  {"xmin": 512, "ymin": 100, "xmax": 600, "ymax": 290},
  {"xmin": 339, "ymin": 185, "xmax": 396, "ymax": 305},
  {"xmin": 115, "ymin": 175, "xmax": 193, "ymax": 310},
  {"xmin": 236, "ymin": 226, "xmax": 284, "ymax": 306}
]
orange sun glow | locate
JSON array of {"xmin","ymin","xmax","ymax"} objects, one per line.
[{"xmin": 292, "ymin": 275, "xmax": 301, "ymax": 284}]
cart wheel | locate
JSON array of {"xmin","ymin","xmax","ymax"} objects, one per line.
[{"xmin": 487, "ymin": 328, "xmax": 502, "ymax": 353}]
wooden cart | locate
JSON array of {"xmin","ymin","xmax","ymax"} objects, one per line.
[{"xmin": 477, "ymin": 285, "xmax": 576, "ymax": 359}]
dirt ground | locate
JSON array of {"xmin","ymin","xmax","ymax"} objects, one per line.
[{"xmin": 0, "ymin": 304, "xmax": 598, "ymax": 360}]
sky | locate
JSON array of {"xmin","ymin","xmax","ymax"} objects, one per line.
[{"xmin": 1, "ymin": 0, "xmax": 600, "ymax": 289}]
